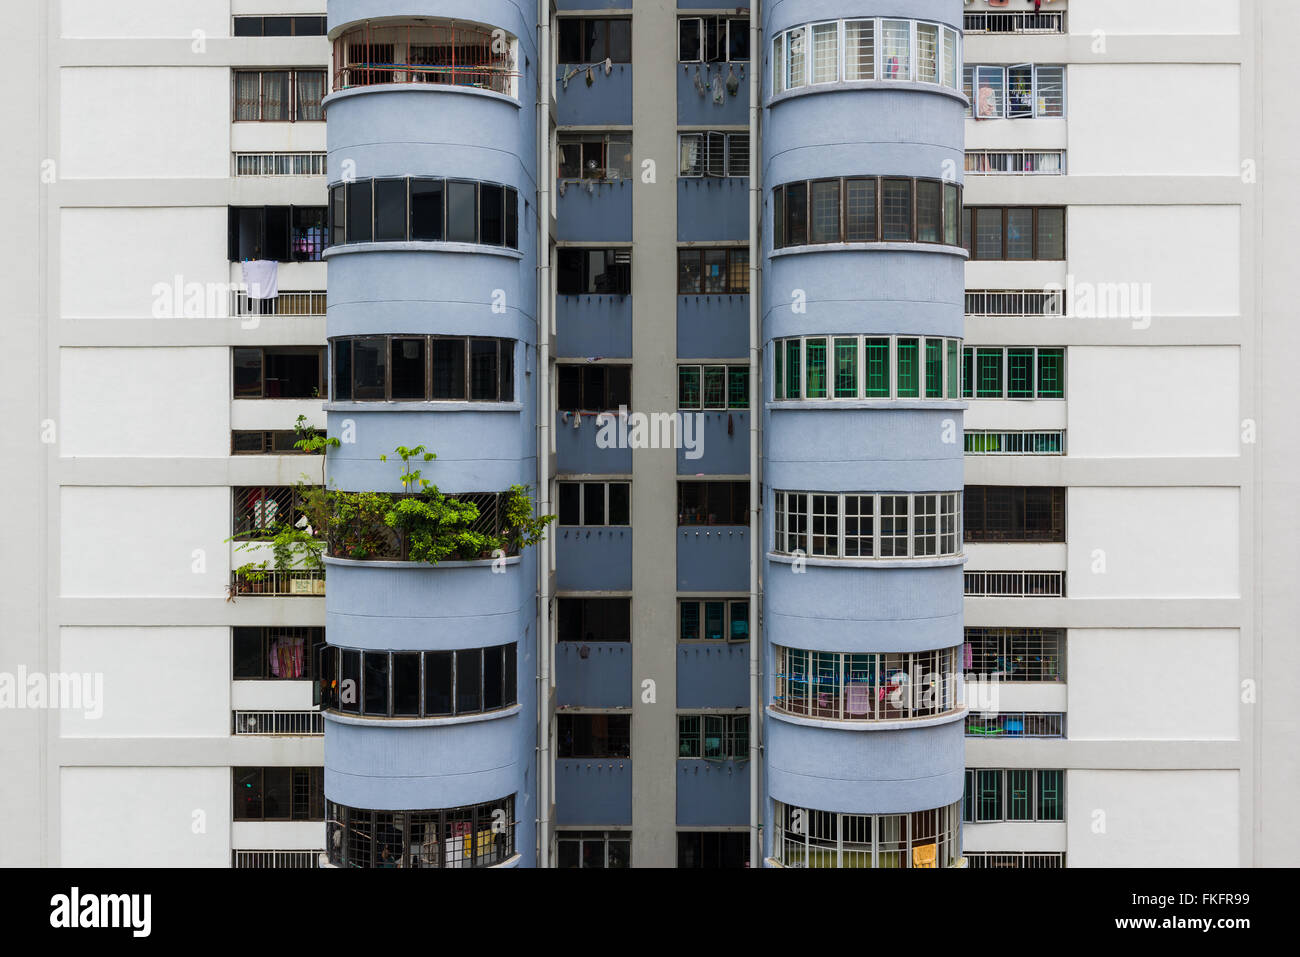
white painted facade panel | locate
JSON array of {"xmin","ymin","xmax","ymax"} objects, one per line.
[
  {"xmin": 1069, "ymin": 0, "xmax": 1241, "ymax": 36},
  {"xmin": 61, "ymin": 0, "xmax": 231, "ymax": 38}
]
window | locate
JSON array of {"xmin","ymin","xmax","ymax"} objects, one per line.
[
  {"xmin": 234, "ymin": 767, "xmax": 324, "ymax": 821},
  {"xmin": 773, "ymin": 336, "xmax": 962, "ymax": 401},
  {"xmin": 962, "ymin": 207, "xmax": 1066, "ymax": 260},
  {"xmin": 330, "ymin": 336, "xmax": 514, "ymax": 402},
  {"xmin": 557, "ymin": 17, "xmax": 632, "ymax": 63},
  {"xmin": 774, "ymin": 800, "xmax": 962, "ymax": 869},
  {"xmin": 966, "ymin": 712, "xmax": 1066, "ymax": 738},
  {"xmin": 233, "ymin": 152, "xmax": 328, "ymax": 176},
  {"xmin": 557, "ymin": 364, "xmax": 631, "ymax": 411},
  {"xmin": 965, "ymin": 290, "xmax": 1066, "ymax": 318},
  {"xmin": 773, "ymin": 18, "xmax": 961, "ymax": 91},
  {"xmin": 231, "ymin": 430, "xmax": 318, "ymax": 455},
  {"xmin": 964, "ymin": 11, "xmax": 1065, "ymax": 35},
  {"xmin": 327, "ymin": 797, "xmax": 514, "ymax": 868},
  {"xmin": 964, "ymin": 486, "xmax": 1066, "ymax": 543},
  {"xmin": 232, "ymin": 486, "xmax": 318, "ymax": 538},
  {"xmin": 678, "ymin": 832, "xmax": 750, "ymax": 868},
  {"xmin": 233, "ymin": 16, "xmax": 328, "ymax": 37},
  {"xmin": 773, "ymin": 177, "xmax": 962, "ymax": 248},
  {"xmin": 558, "ymin": 482, "xmax": 631, "ymax": 526},
  {"xmin": 558, "ymin": 133, "xmax": 633, "ymax": 181},
  {"xmin": 557, "ymin": 714, "xmax": 631, "ymax": 758},
  {"xmin": 965, "ymin": 150, "xmax": 1066, "ymax": 175},
  {"xmin": 317, "ymin": 645, "xmax": 517, "ymax": 717},
  {"xmin": 558, "ymin": 598, "xmax": 631, "ymax": 643},
  {"xmin": 774, "ymin": 490, "xmax": 961, "ymax": 559},
  {"xmin": 678, "ymin": 132, "xmax": 748, "ymax": 178},
  {"xmin": 678, "ymin": 599, "xmax": 749, "ymax": 642},
  {"xmin": 965, "ymin": 628, "xmax": 1065, "ymax": 682},
  {"xmin": 558, "ymin": 248, "xmax": 631, "ymax": 294},
  {"xmin": 677, "ymin": 365, "xmax": 748, "ymax": 410},
  {"xmin": 960, "ymin": 347, "xmax": 1065, "ymax": 399},
  {"xmin": 964, "ymin": 770, "xmax": 1066, "ymax": 823},
  {"xmin": 774, "ymin": 646, "xmax": 961, "ymax": 721},
  {"xmin": 228, "ymin": 206, "xmax": 327, "ymax": 262},
  {"xmin": 333, "ymin": 23, "xmax": 518, "ymax": 95},
  {"xmin": 677, "ymin": 714, "xmax": 749, "ymax": 758},
  {"xmin": 966, "ymin": 64, "xmax": 1066, "ymax": 119},
  {"xmin": 233, "ymin": 70, "xmax": 326, "ymax": 122},
  {"xmin": 679, "ymin": 16, "xmax": 749, "ymax": 62},
  {"xmin": 327, "ymin": 178, "xmax": 519, "ymax": 249},
  {"xmin": 557, "ymin": 830, "xmax": 631, "ymax": 868},
  {"xmin": 678, "ymin": 481, "xmax": 749, "ymax": 526},
  {"xmin": 233, "ymin": 627, "xmax": 326, "ymax": 680},
  {"xmin": 233, "ymin": 347, "xmax": 323, "ymax": 399},
  {"xmin": 965, "ymin": 430, "xmax": 1066, "ymax": 456},
  {"xmin": 677, "ymin": 247, "xmax": 748, "ymax": 294}
]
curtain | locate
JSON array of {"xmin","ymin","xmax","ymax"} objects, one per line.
[
  {"xmin": 296, "ymin": 71, "xmax": 324, "ymax": 120},
  {"xmin": 234, "ymin": 72, "xmax": 261, "ymax": 120},
  {"xmin": 261, "ymin": 71, "xmax": 288, "ymax": 120}
]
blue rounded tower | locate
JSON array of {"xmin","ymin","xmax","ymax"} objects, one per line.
[
  {"xmin": 319, "ymin": 1, "xmax": 539, "ymax": 867},
  {"xmin": 760, "ymin": 1, "xmax": 968, "ymax": 867}
]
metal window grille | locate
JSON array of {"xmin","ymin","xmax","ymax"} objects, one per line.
[
  {"xmin": 774, "ymin": 646, "xmax": 960, "ymax": 721},
  {"xmin": 963, "ymin": 12, "xmax": 1065, "ymax": 35},
  {"xmin": 964, "ymin": 769, "xmax": 1067, "ymax": 823},
  {"xmin": 966, "ymin": 289, "xmax": 1066, "ymax": 318},
  {"xmin": 966, "ymin": 852, "xmax": 1065, "ymax": 869},
  {"xmin": 228, "ymin": 569, "xmax": 325, "ymax": 597},
  {"xmin": 677, "ymin": 713, "xmax": 749, "ymax": 759},
  {"xmin": 328, "ymin": 797, "xmax": 515, "ymax": 868},
  {"xmin": 965, "ymin": 712, "xmax": 1066, "ymax": 738},
  {"xmin": 965, "ymin": 150, "xmax": 1066, "ymax": 175},
  {"xmin": 232, "ymin": 710, "xmax": 324, "ymax": 735},
  {"xmin": 231, "ymin": 430, "xmax": 319, "ymax": 455},
  {"xmin": 233, "ymin": 152, "xmax": 328, "ymax": 176},
  {"xmin": 774, "ymin": 800, "xmax": 961, "ymax": 868},
  {"xmin": 775, "ymin": 490, "xmax": 961, "ymax": 559},
  {"xmin": 233, "ymin": 850, "xmax": 323, "ymax": 868},
  {"xmin": 233, "ymin": 70, "xmax": 326, "ymax": 122},
  {"xmin": 333, "ymin": 23, "xmax": 518, "ymax": 96},
  {"xmin": 965, "ymin": 430, "xmax": 1066, "ymax": 455},
  {"xmin": 964, "ymin": 570, "xmax": 1065, "ymax": 597},
  {"xmin": 233, "ymin": 485, "xmax": 314, "ymax": 537},
  {"xmin": 679, "ymin": 132, "xmax": 749, "ymax": 178},
  {"xmin": 965, "ymin": 628, "xmax": 1065, "ymax": 682}
]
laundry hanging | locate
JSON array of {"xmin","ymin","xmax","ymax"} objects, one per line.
[{"xmin": 241, "ymin": 259, "xmax": 278, "ymax": 300}]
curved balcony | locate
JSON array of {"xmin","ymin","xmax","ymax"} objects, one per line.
[
  {"xmin": 331, "ymin": 20, "xmax": 519, "ymax": 99},
  {"xmin": 771, "ymin": 489, "xmax": 962, "ymax": 563},
  {"xmin": 326, "ymin": 796, "xmax": 517, "ymax": 868},
  {"xmin": 772, "ymin": 645, "xmax": 961, "ymax": 723},
  {"xmin": 770, "ymin": 799, "xmax": 963, "ymax": 869}
]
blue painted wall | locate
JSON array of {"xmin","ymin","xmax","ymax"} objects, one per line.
[
  {"xmin": 555, "ymin": 759, "xmax": 633, "ymax": 826},
  {"xmin": 677, "ymin": 526, "xmax": 750, "ymax": 591},
  {"xmin": 677, "ymin": 760, "xmax": 750, "ymax": 826},
  {"xmin": 677, "ymin": 178, "xmax": 748, "ymax": 241},
  {"xmin": 556, "ymin": 528, "xmax": 633, "ymax": 591},
  {"xmin": 556, "ymin": 642, "xmax": 634, "ymax": 708},
  {"xmin": 556, "ymin": 295, "xmax": 633, "ymax": 358},
  {"xmin": 677, "ymin": 643, "xmax": 749, "ymax": 709},
  {"xmin": 677, "ymin": 295, "xmax": 749, "ymax": 358}
]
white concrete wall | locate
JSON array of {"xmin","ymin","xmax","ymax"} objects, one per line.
[
  {"xmin": 60, "ymin": 486, "xmax": 231, "ymax": 598},
  {"xmin": 1067, "ymin": 347, "xmax": 1239, "ymax": 458},
  {"xmin": 61, "ymin": 207, "xmax": 228, "ymax": 318},
  {"xmin": 61, "ymin": 348, "xmax": 230, "ymax": 457},
  {"xmin": 231, "ymin": 821, "xmax": 326, "ymax": 850},
  {"xmin": 1068, "ymin": 629, "xmax": 1239, "ymax": 740},
  {"xmin": 1069, "ymin": 66, "xmax": 1240, "ymax": 176},
  {"xmin": 1067, "ymin": 488, "xmax": 1239, "ymax": 598},
  {"xmin": 61, "ymin": 0, "xmax": 231, "ymax": 38},
  {"xmin": 1069, "ymin": 0, "xmax": 1241, "ymax": 36},
  {"xmin": 964, "ymin": 822, "xmax": 1066, "ymax": 853},
  {"xmin": 61, "ymin": 766, "xmax": 231, "ymax": 867},
  {"xmin": 1067, "ymin": 770, "xmax": 1239, "ymax": 867},
  {"xmin": 61, "ymin": 68, "xmax": 231, "ymax": 179},
  {"xmin": 59, "ymin": 627, "xmax": 230, "ymax": 737},
  {"xmin": 1067, "ymin": 206, "xmax": 1240, "ymax": 317}
]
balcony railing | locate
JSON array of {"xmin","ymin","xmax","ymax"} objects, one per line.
[
  {"xmin": 966, "ymin": 149, "xmax": 1066, "ymax": 175},
  {"xmin": 966, "ymin": 852, "xmax": 1065, "ymax": 869},
  {"xmin": 233, "ymin": 850, "xmax": 323, "ymax": 868},
  {"xmin": 964, "ymin": 570, "xmax": 1065, "ymax": 598},
  {"xmin": 964, "ymin": 11, "xmax": 1065, "ymax": 34},
  {"xmin": 233, "ymin": 152, "xmax": 327, "ymax": 177},
  {"xmin": 965, "ymin": 712, "xmax": 1065, "ymax": 738},
  {"xmin": 965, "ymin": 431, "xmax": 1066, "ymax": 456},
  {"xmin": 232, "ymin": 710, "xmax": 324, "ymax": 736},
  {"xmin": 966, "ymin": 289, "xmax": 1066, "ymax": 318},
  {"xmin": 228, "ymin": 569, "xmax": 326, "ymax": 597},
  {"xmin": 230, "ymin": 290, "xmax": 326, "ymax": 317},
  {"xmin": 332, "ymin": 23, "xmax": 518, "ymax": 96}
]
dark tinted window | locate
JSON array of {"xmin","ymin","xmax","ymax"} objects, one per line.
[
  {"xmin": 479, "ymin": 184, "xmax": 504, "ymax": 246},
  {"xmin": 391, "ymin": 338, "xmax": 425, "ymax": 399},
  {"xmin": 374, "ymin": 179, "xmax": 407, "ymax": 241},
  {"xmin": 456, "ymin": 649, "xmax": 482, "ymax": 714},
  {"xmin": 446, "ymin": 180, "xmax": 477, "ymax": 243},
  {"xmin": 393, "ymin": 653, "xmax": 421, "ymax": 716},
  {"xmin": 410, "ymin": 179, "xmax": 444, "ymax": 240},
  {"xmin": 347, "ymin": 181, "xmax": 372, "ymax": 242},
  {"xmin": 424, "ymin": 652, "xmax": 453, "ymax": 715},
  {"xmin": 432, "ymin": 338, "xmax": 466, "ymax": 399}
]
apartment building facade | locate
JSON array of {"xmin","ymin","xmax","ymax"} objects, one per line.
[{"xmin": 2, "ymin": 0, "xmax": 1297, "ymax": 869}]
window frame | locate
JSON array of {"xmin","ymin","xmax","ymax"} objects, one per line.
[
  {"xmin": 963, "ymin": 486, "xmax": 1067, "ymax": 544},
  {"xmin": 317, "ymin": 644, "xmax": 518, "ymax": 718},
  {"xmin": 959, "ymin": 346, "xmax": 1066, "ymax": 399},
  {"xmin": 772, "ymin": 176, "xmax": 963, "ymax": 249},
  {"xmin": 963, "ymin": 769, "xmax": 1067, "ymax": 823},
  {"xmin": 678, "ymin": 15, "xmax": 751, "ymax": 63},
  {"xmin": 557, "ymin": 247, "xmax": 632, "ymax": 295},
  {"xmin": 677, "ymin": 364, "xmax": 749, "ymax": 410},
  {"xmin": 773, "ymin": 18, "xmax": 961, "ymax": 93},
  {"xmin": 557, "ymin": 132, "xmax": 634, "ymax": 182},
  {"xmin": 330, "ymin": 335, "xmax": 515, "ymax": 403},
  {"xmin": 557, "ymin": 17, "xmax": 633, "ymax": 64},
  {"xmin": 676, "ymin": 246, "xmax": 749, "ymax": 294},
  {"xmin": 772, "ymin": 335, "xmax": 962, "ymax": 401},
  {"xmin": 677, "ymin": 481, "xmax": 750, "ymax": 526},
  {"xmin": 232, "ymin": 68, "xmax": 327, "ymax": 122},
  {"xmin": 678, "ymin": 131, "xmax": 750, "ymax": 179},
  {"xmin": 232, "ymin": 346, "xmax": 324, "ymax": 399},
  {"xmin": 962, "ymin": 207, "xmax": 1067, "ymax": 261},
  {"xmin": 233, "ymin": 766, "xmax": 324, "ymax": 822},
  {"xmin": 677, "ymin": 712, "xmax": 750, "ymax": 759},
  {"xmin": 774, "ymin": 489, "xmax": 962, "ymax": 560},
  {"xmin": 677, "ymin": 597, "xmax": 750, "ymax": 643},
  {"xmin": 326, "ymin": 177, "xmax": 519, "ymax": 249},
  {"xmin": 556, "ymin": 481, "xmax": 632, "ymax": 527},
  {"xmin": 966, "ymin": 63, "xmax": 1068, "ymax": 119}
]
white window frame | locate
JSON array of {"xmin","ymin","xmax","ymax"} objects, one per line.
[
  {"xmin": 773, "ymin": 334, "xmax": 962, "ymax": 401},
  {"xmin": 968, "ymin": 63, "xmax": 1067, "ymax": 119},
  {"xmin": 678, "ymin": 15, "xmax": 749, "ymax": 63},
  {"xmin": 773, "ymin": 19, "xmax": 961, "ymax": 94},
  {"xmin": 678, "ymin": 131, "xmax": 749, "ymax": 178},
  {"xmin": 774, "ymin": 490, "xmax": 962, "ymax": 560}
]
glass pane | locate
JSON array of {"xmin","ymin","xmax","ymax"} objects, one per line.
[
  {"xmin": 881, "ymin": 20, "xmax": 911, "ymax": 80},
  {"xmin": 446, "ymin": 180, "xmax": 477, "ymax": 243},
  {"xmin": 346, "ymin": 181, "xmax": 372, "ymax": 242},
  {"xmin": 784, "ymin": 182, "xmax": 808, "ymax": 246},
  {"xmin": 456, "ymin": 649, "xmax": 482, "ymax": 713},
  {"xmin": 702, "ymin": 366, "xmax": 727, "ymax": 408},
  {"xmin": 917, "ymin": 181, "xmax": 941, "ymax": 243},
  {"xmin": 363, "ymin": 653, "xmax": 389, "ymax": 715},
  {"xmin": 678, "ymin": 366, "xmax": 702, "ymax": 408},
  {"xmin": 680, "ymin": 602, "xmax": 700, "ymax": 641},
  {"xmin": 881, "ymin": 179, "xmax": 912, "ymax": 241},
  {"xmin": 1006, "ymin": 208, "xmax": 1033, "ymax": 259},
  {"xmin": 944, "ymin": 184, "xmax": 960, "ymax": 246},
  {"xmin": 483, "ymin": 646, "xmax": 504, "ymax": 711},
  {"xmin": 863, "ymin": 338, "xmax": 890, "ymax": 398},
  {"xmin": 834, "ymin": 338, "xmax": 858, "ymax": 397},
  {"xmin": 845, "ymin": 178, "xmax": 877, "ymax": 241},
  {"xmin": 785, "ymin": 340, "xmax": 801, "ymax": 398},
  {"xmin": 583, "ymin": 483, "xmax": 606, "ymax": 525},
  {"xmin": 1037, "ymin": 349, "xmax": 1065, "ymax": 398},
  {"xmin": 410, "ymin": 179, "xmax": 443, "ymax": 241},
  {"xmin": 1007, "ymin": 769, "xmax": 1032, "ymax": 820},
  {"xmin": 786, "ymin": 26, "xmax": 806, "ymax": 89},
  {"xmin": 976, "ymin": 348, "xmax": 1004, "ymax": 398},
  {"xmin": 1036, "ymin": 208, "xmax": 1065, "ymax": 259},
  {"xmin": 703, "ymin": 602, "xmax": 725, "ymax": 640},
  {"xmin": 925, "ymin": 339, "xmax": 944, "ymax": 398},
  {"xmin": 974, "ymin": 209, "xmax": 1003, "ymax": 260},
  {"xmin": 609, "ymin": 484, "xmax": 630, "ymax": 526},
  {"xmin": 702, "ymin": 248, "xmax": 727, "ymax": 292},
  {"xmin": 1008, "ymin": 348, "xmax": 1035, "ymax": 398},
  {"xmin": 424, "ymin": 651, "xmax": 452, "ymax": 715},
  {"xmin": 896, "ymin": 338, "xmax": 919, "ymax": 398},
  {"xmin": 352, "ymin": 337, "xmax": 386, "ymax": 399},
  {"xmin": 677, "ymin": 249, "xmax": 701, "ymax": 293},
  {"xmin": 728, "ymin": 367, "xmax": 749, "ymax": 409},
  {"xmin": 810, "ymin": 180, "xmax": 840, "ymax": 243},
  {"xmin": 916, "ymin": 23, "xmax": 938, "ymax": 84},
  {"xmin": 393, "ymin": 653, "xmax": 421, "ymax": 716},
  {"xmin": 845, "ymin": 20, "xmax": 874, "ymax": 81},
  {"xmin": 431, "ymin": 338, "xmax": 466, "ymax": 399},
  {"xmin": 374, "ymin": 179, "xmax": 407, "ymax": 241},
  {"xmin": 479, "ymin": 184, "xmax": 504, "ymax": 246},
  {"xmin": 805, "ymin": 338, "xmax": 828, "ymax": 398},
  {"xmin": 947, "ymin": 340, "xmax": 959, "ymax": 398},
  {"xmin": 391, "ymin": 338, "xmax": 426, "ymax": 399},
  {"xmin": 812, "ymin": 22, "xmax": 838, "ymax": 83},
  {"xmin": 469, "ymin": 339, "xmax": 499, "ymax": 400}
]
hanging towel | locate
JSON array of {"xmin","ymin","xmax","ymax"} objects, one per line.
[{"xmin": 241, "ymin": 259, "xmax": 279, "ymax": 300}]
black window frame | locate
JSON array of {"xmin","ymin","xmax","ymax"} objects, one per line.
[
  {"xmin": 557, "ymin": 713, "xmax": 631, "ymax": 758},
  {"xmin": 557, "ymin": 597, "xmax": 632, "ymax": 643},
  {"xmin": 962, "ymin": 206, "xmax": 1067, "ymax": 261},
  {"xmin": 232, "ymin": 346, "xmax": 324, "ymax": 399},
  {"xmin": 232, "ymin": 69, "xmax": 327, "ymax": 122},
  {"xmin": 677, "ymin": 481, "xmax": 750, "ymax": 526},
  {"xmin": 678, "ymin": 15, "xmax": 751, "ymax": 63},
  {"xmin": 233, "ymin": 16, "xmax": 328, "ymax": 37},
  {"xmin": 676, "ymin": 247, "xmax": 749, "ymax": 294},
  {"xmin": 557, "ymin": 247, "xmax": 632, "ymax": 295},
  {"xmin": 772, "ymin": 176, "xmax": 963, "ymax": 249},
  {"xmin": 233, "ymin": 766, "xmax": 324, "ymax": 822},
  {"xmin": 677, "ymin": 364, "xmax": 750, "ymax": 410},
  {"xmin": 232, "ymin": 627, "xmax": 327, "ymax": 680},
  {"xmin": 316, "ymin": 644, "xmax": 518, "ymax": 718},
  {"xmin": 330, "ymin": 335, "xmax": 515, "ymax": 403},
  {"xmin": 963, "ymin": 486, "xmax": 1066, "ymax": 543},
  {"xmin": 556, "ymin": 364, "xmax": 632, "ymax": 411},
  {"xmin": 557, "ymin": 481, "xmax": 632, "ymax": 526},
  {"xmin": 327, "ymin": 178, "xmax": 520, "ymax": 250},
  {"xmin": 557, "ymin": 17, "xmax": 633, "ymax": 64},
  {"xmin": 228, "ymin": 205, "xmax": 328, "ymax": 262}
]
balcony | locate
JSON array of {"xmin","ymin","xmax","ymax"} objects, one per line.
[
  {"xmin": 555, "ymin": 64, "xmax": 632, "ymax": 125},
  {"xmin": 964, "ymin": 570, "xmax": 1066, "ymax": 598},
  {"xmin": 677, "ymin": 63, "xmax": 749, "ymax": 126},
  {"xmin": 555, "ymin": 758, "xmax": 632, "ymax": 826},
  {"xmin": 677, "ymin": 759, "xmax": 749, "ymax": 826},
  {"xmin": 556, "ymin": 642, "xmax": 633, "ymax": 708},
  {"xmin": 965, "ymin": 430, "xmax": 1066, "ymax": 455},
  {"xmin": 331, "ymin": 22, "xmax": 519, "ymax": 99},
  {"xmin": 232, "ymin": 710, "xmax": 323, "ymax": 735},
  {"xmin": 677, "ymin": 526, "xmax": 749, "ymax": 591},
  {"xmin": 228, "ymin": 568, "xmax": 325, "ymax": 598},
  {"xmin": 555, "ymin": 294, "xmax": 632, "ymax": 359},
  {"xmin": 677, "ymin": 178, "xmax": 748, "ymax": 242},
  {"xmin": 965, "ymin": 712, "xmax": 1066, "ymax": 738},
  {"xmin": 556, "ymin": 180, "xmax": 633, "ymax": 242}
]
